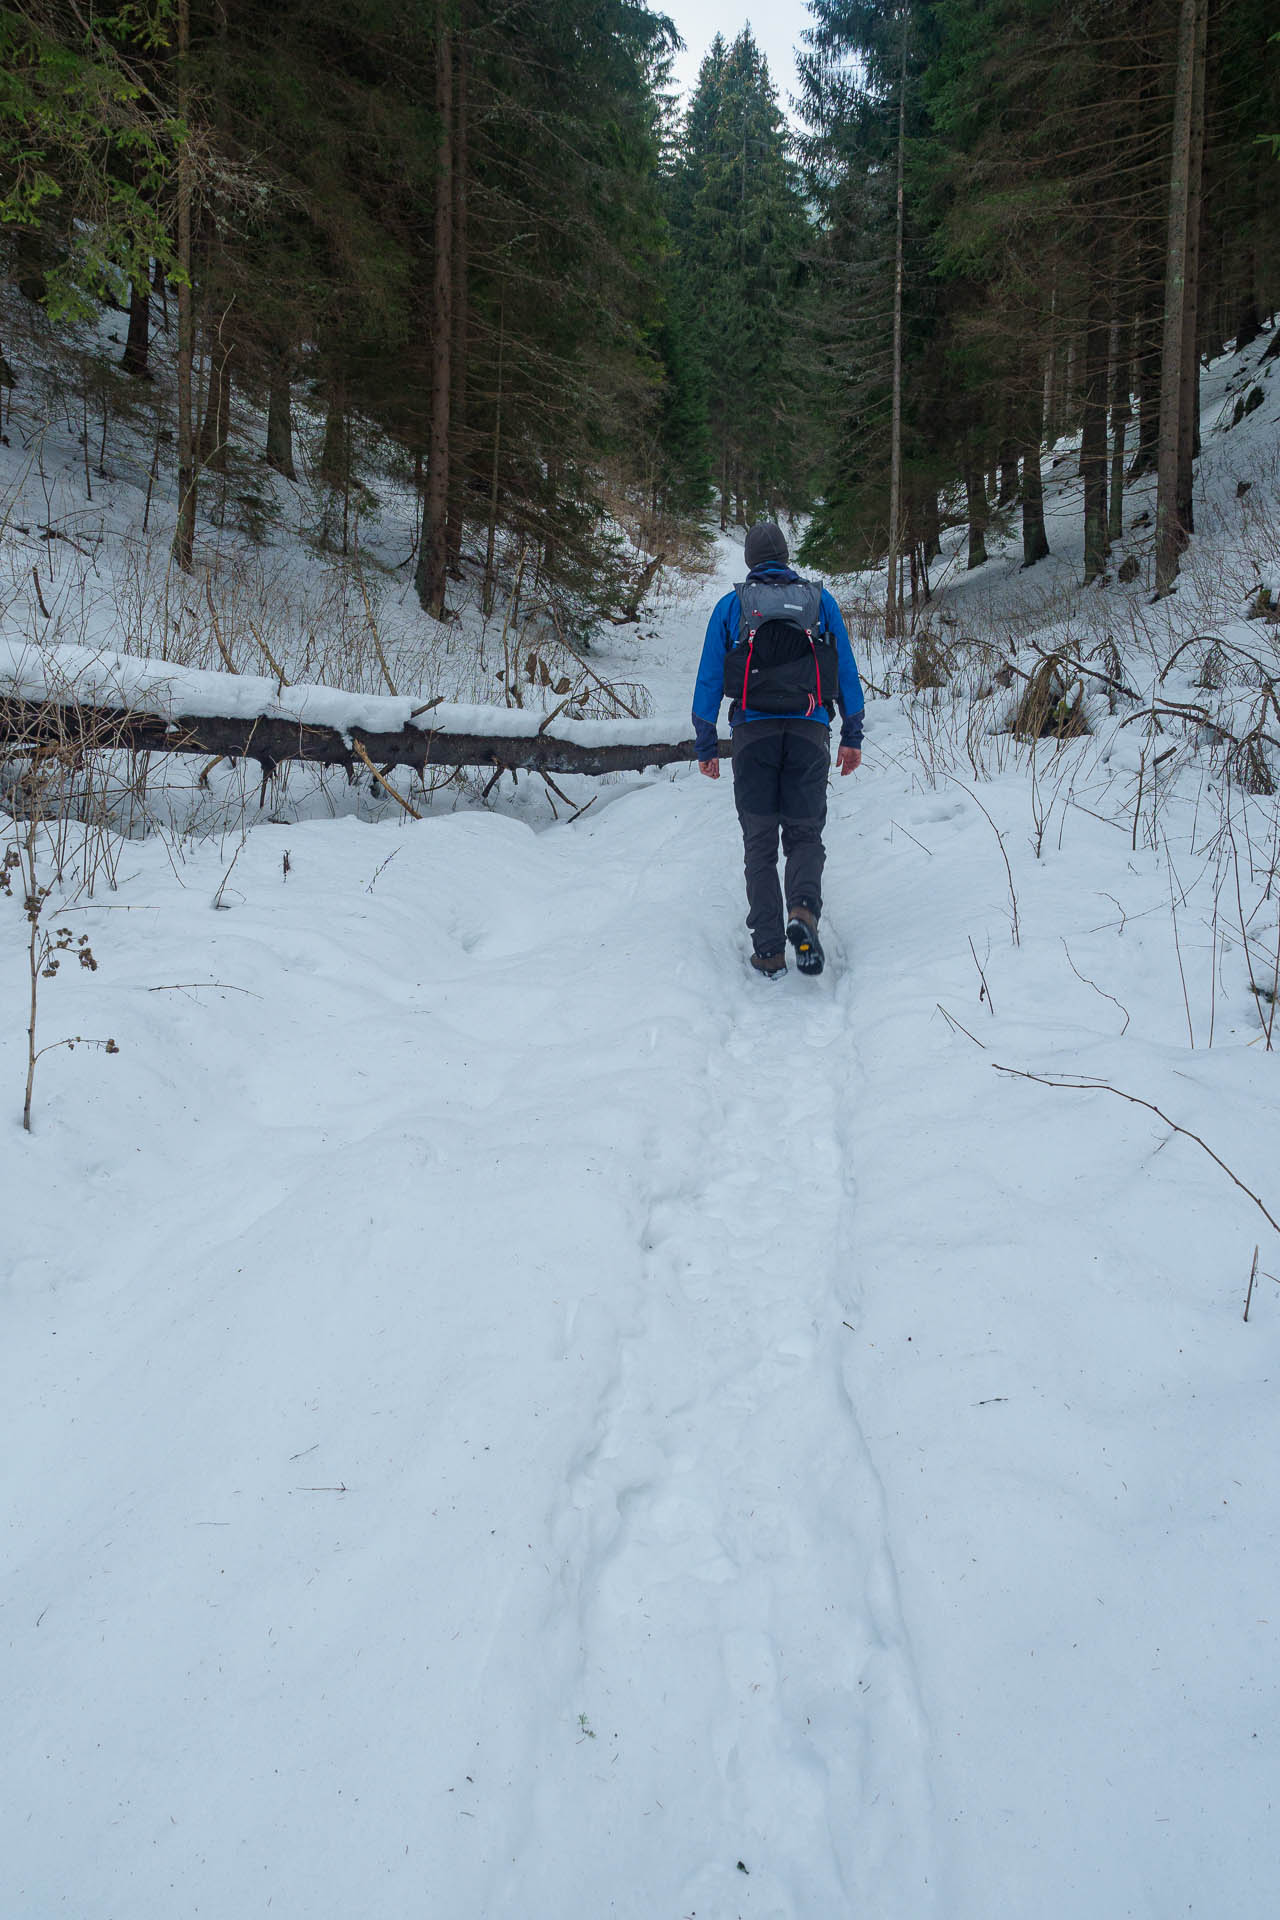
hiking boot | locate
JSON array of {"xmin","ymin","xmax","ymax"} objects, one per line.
[
  {"xmin": 786, "ymin": 906, "xmax": 824, "ymax": 976},
  {"xmin": 750, "ymin": 949, "xmax": 787, "ymax": 978}
]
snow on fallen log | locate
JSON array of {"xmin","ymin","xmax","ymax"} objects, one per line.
[{"xmin": 0, "ymin": 639, "xmax": 726, "ymax": 775}]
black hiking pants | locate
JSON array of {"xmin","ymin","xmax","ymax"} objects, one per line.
[{"xmin": 730, "ymin": 717, "xmax": 830, "ymax": 957}]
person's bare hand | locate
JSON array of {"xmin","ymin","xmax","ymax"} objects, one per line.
[
  {"xmin": 699, "ymin": 758, "xmax": 720, "ymax": 779},
  {"xmin": 837, "ymin": 746, "xmax": 862, "ymax": 775}
]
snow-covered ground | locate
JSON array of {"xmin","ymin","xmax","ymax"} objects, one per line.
[{"xmin": 4, "ymin": 323, "xmax": 1280, "ymax": 1917}]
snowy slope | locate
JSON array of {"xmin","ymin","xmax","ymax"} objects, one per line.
[{"xmin": 4, "ymin": 331, "xmax": 1280, "ymax": 1918}]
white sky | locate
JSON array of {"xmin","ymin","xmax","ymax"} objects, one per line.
[{"xmin": 664, "ymin": 0, "xmax": 814, "ymax": 116}]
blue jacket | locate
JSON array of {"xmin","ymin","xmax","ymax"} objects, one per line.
[{"xmin": 691, "ymin": 564, "xmax": 865, "ymax": 762}]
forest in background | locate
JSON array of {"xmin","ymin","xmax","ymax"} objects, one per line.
[{"xmin": 0, "ymin": 0, "xmax": 1277, "ymax": 640}]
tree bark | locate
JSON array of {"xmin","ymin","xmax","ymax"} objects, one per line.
[
  {"xmin": 483, "ymin": 297, "xmax": 504, "ymax": 616},
  {"xmin": 318, "ymin": 395, "xmax": 349, "ymax": 489},
  {"xmin": 198, "ymin": 322, "xmax": 234, "ymax": 472},
  {"xmin": 1107, "ymin": 308, "xmax": 1130, "ymax": 546},
  {"xmin": 173, "ymin": 0, "xmax": 196, "ymax": 573},
  {"xmin": 1156, "ymin": 0, "xmax": 1205, "ymax": 595},
  {"xmin": 416, "ymin": 0, "xmax": 453, "ymax": 618},
  {"xmin": 923, "ymin": 488, "xmax": 941, "ymax": 564},
  {"xmin": 1175, "ymin": 0, "xmax": 1208, "ymax": 543},
  {"xmin": 1235, "ymin": 288, "xmax": 1261, "ymax": 354},
  {"xmin": 885, "ymin": 12, "xmax": 907, "ymax": 640},
  {"xmin": 1020, "ymin": 449, "xmax": 1049, "ymax": 567},
  {"xmin": 1081, "ymin": 252, "xmax": 1110, "ymax": 582},
  {"xmin": 1, "ymin": 695, "xmax": 719, "ymax": 778},
  {"xmin": 1019, "ymin": 350, "xmax": 1049, "ymax": 568},
  {"xmin": 265, "ymin": 353, "xmax": 297, "ymax": 479},
  {"xmin": 964, "ymin": 467, "xmax": 989, "ymax": 569},
  {"xmin": 121, "ymin": 281, "xmax": 151, "ymax": 379},
  {"xmin": 1128, "ymin": 274, "xmax": 1162, "ymax": 480},
  {"xmin": 445, "ymin": 15, "xmax": 469, "ymax": 581},
  {"xmin": 13, "ymin": 226, "xmax": 46, "ymax": 304}
]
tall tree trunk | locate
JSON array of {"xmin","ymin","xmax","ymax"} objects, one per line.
[
  {"xmin": 199, "ymin": 321, "xmax": 233, "ymax": 472},
  {"xmin": 13, "ymin": 226, "xmax": 46, "ymax": 304},
  {"xmin": 416, "ymin": 0, "xmax": 454, "ymax": 618},
  {"xmin": 265, "ymin": 352, "xmax": 296, "ymax": 479},
  {"xmin": 923, "ymin": 488, "xmax": 941, "ymax": 564},
  {"xmin": 173, "ymin": 0, "xmax": 196, "ymax": 573},
  {"xmin": 1057, "ymin": 339, "xmax": 1075, "ymax": 447},
  {"xmin": 318, "ymin": 394, "xmax": 349, "ymax": 489},
  {"xmin": 445, "ymin": 13, "xmax": 469, "ymax": 579},
  {"xmin": 152, "ymin": 257, "xmax": 169, "ymax": 331},
  {"xmin": 1108, "ymin": 311, "xmax": 1131, "ymax": 546},
  {"xmin": 1020, "ymin": 347, "xmax": 1050, "ymax": 567},
  {"xmin": 1128, "ymin": 265, "xmax": 1162, "ymax": 481},
  {"xmin": 1081, "ymin": 252, "xmax": 1110, "ymax": 582},
  {"xmin": 483, "ymin": 297, "xmax": 504, "ymax": 617},
  {"xmin": 885, "ymin": 12, "xmax": 907, "ymax": 640},
  {"xmin": 965, "ymin": 467, "xmax": 989, "ymax": 569},
  {"xmin": 1156, "ymin": 0, "xmax": 1206, "ymax": 594},
  {"xmin": 121, "ymin": 281, "xmax": 151, "ymax": 379},
  {"xmin": 1021, "ymin": 449, "xmax": 1049, "ymax": 567},
  {"xmin": 1175, "ymin": 0, "xmax": 1207, "ymax": 543},
  {"xmin": 1041, "ymin": 269, "xmax": 1057, "ymax": 439},
  {"xmin": 1235, "ymin": 286, "xmax": 1261, "ymax": 353}
]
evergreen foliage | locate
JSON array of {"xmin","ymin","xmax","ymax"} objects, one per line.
[
  {"xmin": 1, "ymin": 0, "xmax": 1275, "ymax": 623},
  {"xmin": 797, "ymin": 0, "xmax": 1280, "ymax": 594},
  {"xmin": 668, "ymin": 29, "xmax": 818, "ymax": 529}
]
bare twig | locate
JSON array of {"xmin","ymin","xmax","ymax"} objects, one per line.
[
  {"xmin": 541, "ymin": 769, "xmax": 575, "ymax": 811},
  {"xmin": 212, "ymin": 842, "xmax": 243, "ymax": 908},
  {"xmin": 993, "ymin": 1065, "xmax": 1280, "ymax": 1236},
  {"xmin": 967, "ymin": 935, "xmax": 996, "ymax": 1015},
  {"xmin": 1244, "ymin": 1245, "xmax": 1259, "ymax": 1323},
  {"xmin": 1166, "ymin": 857, "xmax": 1195, "ymax": 1048},
  {"xmin": 246, "ymin": 617, "xmax": 288, "ymax": 692},
  {"xmin": 351, "ymin": 739, "xmax": 422, "ymax": 820},
  {"xmin": 890, "ymin": 819, "xmax": 933, "ymax": 856},
  {"xmin": 1060, "ymin": 939, "xmax": 1131, "ymax": 1034},
  {"xmin": 353, "ymin": 551, "xmax": 398, "ymax": 696},
  {"xmin": 365, "ymin": 848, "xmax": 401, "ymax": 892},
  {"xmin": 946, "ymin": 775, "xmax": 1021, "ymax": 945},
  {"xmin": 937, "ymin": 1002, "xmax": 986, "ymax": 1048},
  {"xmin": 148, "ymin": 981, "xmax": 262, "ymax": 996},
  {"xmin": 204, "ymin": 576, "xmax": 238, "ymax": 675}
]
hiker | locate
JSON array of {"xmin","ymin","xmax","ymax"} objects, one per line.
[{"xmin": 692, "ymin": 521, "xmax": 864, "ymax": 977}]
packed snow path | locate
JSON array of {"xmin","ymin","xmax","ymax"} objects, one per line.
[
  {"xmin": 4, "ymin": 778, "xmax": 939, "ymax": 1918},
  {"xmin": 8, "ymin": 743, "xmax": 1280, "ymax": 1917},
  {"xmin": 9, "ymin": 379, "xmax": 1280, "ymax": 1912}
]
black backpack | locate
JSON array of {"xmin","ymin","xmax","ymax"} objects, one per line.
[{"xmin": 722, "ymin": 577, "xmax": 840, "ymax": 716}]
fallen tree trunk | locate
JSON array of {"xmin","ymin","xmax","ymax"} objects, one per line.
[{"xmin": 1, "ymin": 695, "xmax": 726, "ymax": 778}]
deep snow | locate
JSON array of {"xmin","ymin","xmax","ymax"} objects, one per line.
[{"xmin": 4, "ymin": 324, "xmax": 1280, "ymax": 1918}]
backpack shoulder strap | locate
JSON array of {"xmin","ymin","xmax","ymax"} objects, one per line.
[
  {"xmin": 794, "ymin": 578, "xmax": 826, "ymax": 632},
  {"xmin": 735, "ymin": 577, "xmax": 826, "ymax": 637}
]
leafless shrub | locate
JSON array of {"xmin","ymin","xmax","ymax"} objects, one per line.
[
  {"xmin": 909, "ymin": 626, "xmax": 952, "ymax": 691},
  {"xmin": 1012, "ymin": 653, "xmax": 1089, "ymax": 740},
  {"xmin": 1, "ymin": 688, "xmax": 130, "ymax": 1128}
]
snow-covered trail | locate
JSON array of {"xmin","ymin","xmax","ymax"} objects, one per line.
[
  {"xmin": 4, "ymin": 774, "xmax": 937, "ymax": 1918},
  {"xmin": 494, "ymin": 848, "xmax": 935, "ymax": 1918},
  {"xmin": 8, "ymin": 510, "xmax": 1280, "ymax": 1915}
]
